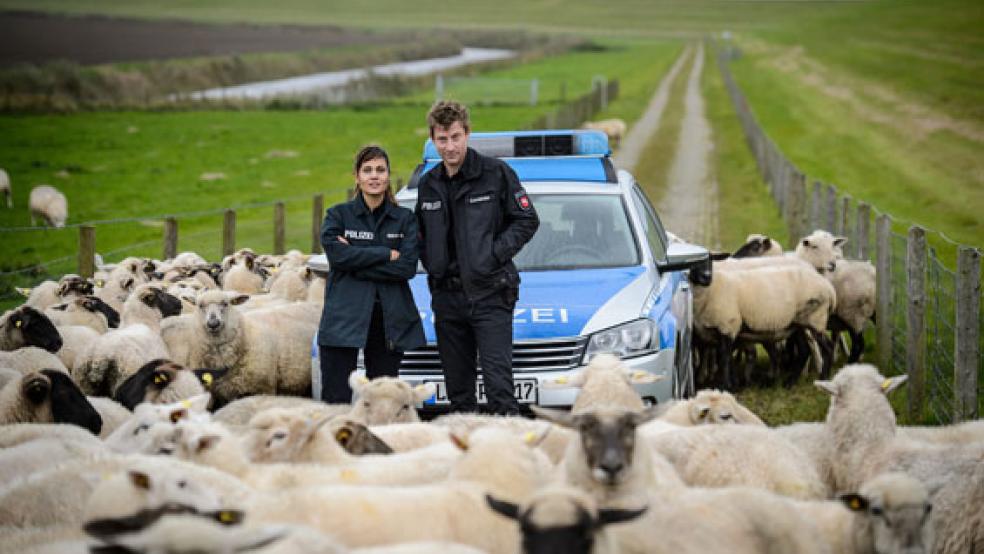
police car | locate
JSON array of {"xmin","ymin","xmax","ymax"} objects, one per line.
[{"xmin": 310, "ymin": 130, "xmax": 711, "ymax": 409}]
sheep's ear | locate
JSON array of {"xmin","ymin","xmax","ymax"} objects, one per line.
[
  {"xmin": 814, "ymin": 379, "xmax": 838, "ymax": 396},
  {"xmin": 449, "ymin": 430, "xmax": 470, "ymax": 451},
  {"xmin": 334, "ymin": 424, "xmax": 354, "ymax": 447},
  {"xmin": 880, "ymin": 375, "xmax": 908, "ymax": 395},
  {"xmin": 833, "ymin": 236, "xmax": 848, "ymax": 248},
  {"xmin": 523, "ymin": 424, "xmax": 552, "ymax": 448},
  {"xmin": 15, "ymin": 287, "xmax": 31, "ymax": 297},
  {"xmin": 229, "ymin": 294, "xmax": 249, "ymax": 306},
  {"xmin": 839, "ymin": 493, "xmax": 869, "ymax": 513},
  {"xmin": 245, "ymin": 257, "xmax": 255, "ymax": 271},
  {"xmin": 709, "ymin": 251, "xmax": 732, "ymax": 261},
  {"xmin": 152, "ymin": 369, "xmax": 171, "ymax": 388},
  {"xmin": 597, "ymin": 506, "xmax": 648, "ymax": 526},
  {"xmin": 195, "ymin": 434, "xmax": 222, "ymax": 454},
  {"xmin": 530, "ymin": 406, "xmax": 575, "ymax": 429},
  {"xmin": 121, "ymin": 277, "xmax": 135, "ymax": 291},
  {"xmin": 412, "ymin": 382, "xmax": 436, "ymax": 403},
  {"xmin": 127, "ymin": 470, "xmax": 152, "ymax": 491},
  {"xmin": 193, "ymin": 368, "xmax": 228, "ymax": 391},
  {"xmin": 10, "ymin": 314, "xmax": 23, "ymax": 329},
  {"xmin": 168, "ymin": 407, "xmax": 188, "ymax": 423},
  {"xmin": 485, "ymin": 494, "xmax": 520, "ymax": 521},
  {"xmin": 348, "ymin": 372, "xmax": 370, "ymax": 394}
]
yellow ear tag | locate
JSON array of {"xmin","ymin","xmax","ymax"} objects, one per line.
[
  {"xmin": 96, "ymin": 280, "xmax": 105, "ymax": 287},
  {"xmin": 218, "ymin": 511, "xmax": 235, "ymax": 523},
  {"xmin": 336, "ymin": 429, "xmax": 352, "ymax": 444},
  {"xmin": 359, "ymin": 376, "xmax": 370, "ymax": 384},
  {"xmin": 524, "ymin": 431, "xmax": 537, "ymax": 445},
  {"xmin": 849, "ymin": 498, "xmax": 861, "ymax": 510},
  {"xmin": 14, "ymin": 320, "xmax": 21, "ymax": 328},
  {"xmin": 881, "ymin": 379, "xmax": 892, "ymax": 391},
  {"xmin": 154, "ymin": 374, "xmax": 168, "ymax": 385},
  {"xmin": 201, "ymin": 373, "xmax": 213, "ymax": 388},
  {"xmin": 555, "ymin": 376, "xmax": 568, "ymax": 385},
  {"xmin": 181, "ymin": 399, "xmax": 192, "ymax": 409}
]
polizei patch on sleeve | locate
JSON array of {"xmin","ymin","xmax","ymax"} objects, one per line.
[
  {"xmin": 344, "ymin": 230, "xmax": 375, "ymax": 240},
  {"xmin": 420, "ymin": 200, "xmax": 442, "ymax": 211},
  {"xmin": 514, "ymin": 190, "xmax": 532, "ymax": 211}
]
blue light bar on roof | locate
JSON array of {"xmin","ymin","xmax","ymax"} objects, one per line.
[
  {"xmin": 417, "ymin": 155, "xmax": 615, "ymax": 183},
  {"xmin": 422, "ymin": 130, "xmax": 610, "ymax": 161}
]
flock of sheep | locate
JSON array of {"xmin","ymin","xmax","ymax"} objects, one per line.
[
  {"xmin": 0, "ymin": 230, "xmax": 979, "ymax": 552},
  {"xmin": 0, "ymin": 169, "xmax": 68, "ymax": 228}
]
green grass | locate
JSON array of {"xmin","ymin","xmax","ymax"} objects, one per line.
[
  {"xmin": 0, "ymin": 0, "xmax": 868, "ymax": 36},
  {"xmin": 704, "ymin": 45, "xmax": 789, "ymax": 251}
]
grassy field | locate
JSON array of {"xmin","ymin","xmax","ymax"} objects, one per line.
[
  {"xmin": 0, "ymin": 0, "xmax": 867, "ymax": 36},
  {"xmin": 0, "ymin": 40, "xmax": 681, "ymax": 308}
]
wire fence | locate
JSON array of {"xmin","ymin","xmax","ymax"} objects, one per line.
[{"xmin": 716, "ymin": 43, "xmax": 981, "ymax": 424}]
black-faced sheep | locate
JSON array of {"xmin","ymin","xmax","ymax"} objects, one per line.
[
  {"xmin": 0, "ymin": 305, "xmax": 63, "ymax": 354},
  {"xmin": 0, "ymin": 369, "xmax": 102, "ymax": 434},
  {"xmin": 29, "ymin": 184, "xmax": 67, "ymax": 227},
  {"xmin": 112, "ymin": 359, "xmax": 212, "ymax": 410},
  {"xmin": 46, "ymin": 295, "xmax": 121, "ymax": 332}
]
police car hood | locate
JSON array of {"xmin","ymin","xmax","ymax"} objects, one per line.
[{"xmin": 410, "ymin": 266, "xmax": 650, "ymax": 341}]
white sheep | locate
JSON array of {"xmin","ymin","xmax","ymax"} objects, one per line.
[
  {"xmin": 222, "ymin": 254, "xmax": 265, "ymax": 294},
  {"xmin": 0, "ymin": 167, "xmax": 11, "ymax": 208},
  {"xmin": 657, "ymin": 388, "xmax": 765, "ymax": 426},
  {"xmin": 793, "ymin": 472, "xmax": 935, "ymax": 554},
  {"xmin": 816, "ymin": 364, "xmax": 984, "ymax": 552},
  {"xmin": 86, "ymin": 396, "xmax": 132, "ymax": 438},
  {"xmin": 73, "ymin": 283, "xmax": 178, "ymax": 396},
  {"xmin": 582, "ymin": 119, "xmax": 627, "ymax": 147},
  {"xmin": 0, "ymin": 421, "xmax": 103, "ymax": 449},
  {"xmin": 647, "ymin": 423, "xmax": 828, "ymax": 499},
  {"xmin": 0, "ymin": 345, "xmax": 68, "ymax": 374},
  {"xmin": 827, "ymin": 257, "xmax": 877, "ymax": 363},
  {"xmin": 430, "ymin": 412, "xmax": 574, "ymax": 464},
  {"xmin": 161, "ymin": 290, "xmax": 316, "ymax": 407},
  {"xmin": 0, "ymin": 433, "xmax": 106, "ymax": 485},
  {"xmin": 348, "ymin": 373, "xmax": 436, "ymax": 425},
  {"xmin": 772, "ymin": 421, "xmax": 835, "ymax": 496},
  {"xmin": 23, "ymin": 274, "xmax": 94, "ymax": 311},
  {"xmin": 899, "ymin": 420, "xmax": 984, "ymax": 445},
  {"xmin": 242, "ymin": 426, "xmax": 552, "ymax": 554},
  {"xmin": 104, "ymin": 394, "xmax": 212, "ymax": 455},
  {"xmin": 212, "ymin": 394, "xmax": 349, "ymax": 427},
  {"xmin": 53, "ymin": 325, "xmax": 99, "ymax": 371},
  {"xmin": 45, "ymin": 294, "xmax": 121, "ymax": 333},
  {"xmin": 28, "ymin": 184, "xmax": 67, "ymax": 227},
  {"xmin": 540, "ymin": 353, "xmax": 662, "ymax": 414}
]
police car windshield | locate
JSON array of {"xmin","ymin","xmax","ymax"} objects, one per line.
[{"xmin": 402, "ymin": 194, "xmax": 639, "ymax": 271}]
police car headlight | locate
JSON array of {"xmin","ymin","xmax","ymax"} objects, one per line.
[{"xmin": 584, "ymin": 319, "xmax": 657, "ymax": 360}]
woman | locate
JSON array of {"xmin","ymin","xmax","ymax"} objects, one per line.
[{"xmin": 317, "ymin": 145, "xmax": 425, "ymax": 403}]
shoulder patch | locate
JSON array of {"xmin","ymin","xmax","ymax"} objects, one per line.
[
  {"xmin": 420, "ymin": 200, "xmax": 442, "ymax": 211},
  {"xmin": 514, "ymin": 190, "xmax": 532, "ymax": 211}
]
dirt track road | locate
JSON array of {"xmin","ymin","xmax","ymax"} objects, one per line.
[{"xmin": 616, "ymin": 43, "xmax": 719, "ymax": 249}]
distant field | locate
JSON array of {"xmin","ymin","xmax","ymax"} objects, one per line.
[
  {"xmin": 0, "ymin": 0, "xmax": 865, "ymax": 35},
  {"xmin": 0, "ymin": 40, "xmax": 680, "ymax": 310}
]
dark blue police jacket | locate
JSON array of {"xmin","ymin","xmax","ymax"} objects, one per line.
[{"xmin": 318, "ymin": 193, "xmax": 425, "ymax": 352}]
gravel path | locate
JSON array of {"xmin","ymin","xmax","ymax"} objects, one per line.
[
  {"xmin": 656, "ymin": 42, "xmax": 720, "ymax": 249},
  {"xmin": 614, "ymin": 45, "xmax": 692, "ymax": 172}
]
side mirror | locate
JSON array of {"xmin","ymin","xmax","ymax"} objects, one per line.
[{"xmin": 657, "ymin": 242, "xmax": 712, "ymax": 286}]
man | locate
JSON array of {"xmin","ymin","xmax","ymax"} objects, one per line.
[{"xmin": 415, "ymin": 101, "xmax": 539, "ymax": 415}]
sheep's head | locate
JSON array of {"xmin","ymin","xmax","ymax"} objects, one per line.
[
  {"xmin": 840, "ymin": 473, "xmax": 934, "ymax": 554},
  {"xmin": 195, "ymin": 291, "xmax": 248, "ymax": 336},
  {"xmin": 244, "ymin": 407, "xmax": 333, "ymax": 463},
  {"xmin": 132, "ymin": 284, "xmax": 183, "ymax": 319},
  {"xmin": 688, "ymin": 389, "xmax": 741, "ymax": 425},
  {"xmin": 533, "ymin": 405, "xmax": 659, "ymax": 487},
  {"xmin": 732, "ymin": 234, "xmax": 784, "ymax": 258},
  {"xmin": 84, "ymin": 467, "xmax": 224, "ymax": 527},
  {"xmin": 84, "ymin": 511, "xmax": 283, "ymax": 554},
  {"xmin": 796, "ymin": 230, "xmax": 846, "ymax": 274},
  {"xmin": 327, "ymin": 417, "xmax": 393, "ymax": 455},
  {"xmin": 11, "ymin": 369, "xmax": 102, "ymax": 435},
  {"xmin": 348, "ymin": 374, "xmax": 434, "ymax": 425},
  {"xmin": 486, "ymin": 486, "xmax": 646, "ymax": 554},
  {"xmin": 57, "ymin": 273, "xmax": 95, "ymax": 297},
  {"xmin": 1, "ymin": 305, "xmax": 63, "ymax": 353},
  {"xmin": 815, "ymin": 364, "xmax": 908, "ymax": 403},
  {"xmin": 113, "ymin": 359, "xmax": 209, "ymax": 410}
]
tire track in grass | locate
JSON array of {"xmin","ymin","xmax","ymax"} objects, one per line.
[
  {"xmin": 614, "ymin": 45, "xmax": 692, "ymax": 172},
  {"xmin": 657, "ymin": 42, "xmax": 719, "ymax": 249}
]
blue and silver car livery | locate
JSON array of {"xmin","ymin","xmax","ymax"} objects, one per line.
[{"xmin": 310, "ymin": 130, "xmax": 710, "ymax": 409}]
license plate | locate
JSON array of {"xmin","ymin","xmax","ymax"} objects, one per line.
[{"xmin": 424, "ymin": 378, "xmax": 538, "ymax": 405}]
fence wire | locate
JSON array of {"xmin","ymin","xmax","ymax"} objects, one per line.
[
  {"xmin": 889, "ymin": 232, "xmax": 909, "ymax": 378},
  {"xmin": 926, "ymin": 250, "xmax": 957, "ymax": 423}
]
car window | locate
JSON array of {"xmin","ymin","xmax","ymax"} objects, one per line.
[
  {"xmin": 403, "ymin": 194, "xmax": 640, "ymax": 271},
  {"xmin": 514, "ymin": 194, "xmax": 639, "ymax": 270},
  {"xmin": 630, "ymin": 185, "xmax": 667, "ymax": 262}
]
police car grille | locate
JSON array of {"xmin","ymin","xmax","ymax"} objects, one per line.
[{"xmin": 400, "ymin": 338, "xmax": 587, "ymax": 374}]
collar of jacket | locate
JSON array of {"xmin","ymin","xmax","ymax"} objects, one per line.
[
  {"xmin": 352, "ymin": 191, "xmax": 393, "ymax": 221},
  {"xmin": 434, "ymin": 147, "xmax": 483, "ymax": 184}
]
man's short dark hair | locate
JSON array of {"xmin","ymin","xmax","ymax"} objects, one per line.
[{"xmin": 427, "ymin": 101, "xmax": 470, "ymax": 136}]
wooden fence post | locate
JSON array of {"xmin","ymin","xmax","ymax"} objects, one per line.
[
  {"xmin": 78, "ymin": 225, "xmax": 95, "ymax": 279},
  {"xmin": 163, "ymin": 217, "xmax": 178, "ymax": 260},
  {"xmin": 875, "ymin": 215, "xmax": 893, "ymax": 372},
  {"xmin": 311, "ymin": 194, "xmax": 324, "ymax": 254},
  {"xmin": 954, "ymin": 246, "xmax": 981, "ymax": 421},
  {"xmin": 810, "ymin": 181, "xmax": 822, "ymax": 232},
  {"xmin": 222, "ymin": 209, "xmax": 236, "ymax": 257},
  {"xmin": 273, "ymin": 202, "xmax": 286, "ymax": 255},
  {"xmin": 825, "ymin": 184, "xmax": 837, "ymax": 232},
  {"xmin": 906, "ymin": 226, "xmax": 927, "ymax": 423},
  {"xmin": 856, "ymin": 203, "xmax": 871, "ymax": 260},
  {"xmin": 840, "ymin": 196, "xmax": 852, "ymax": 241}
]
